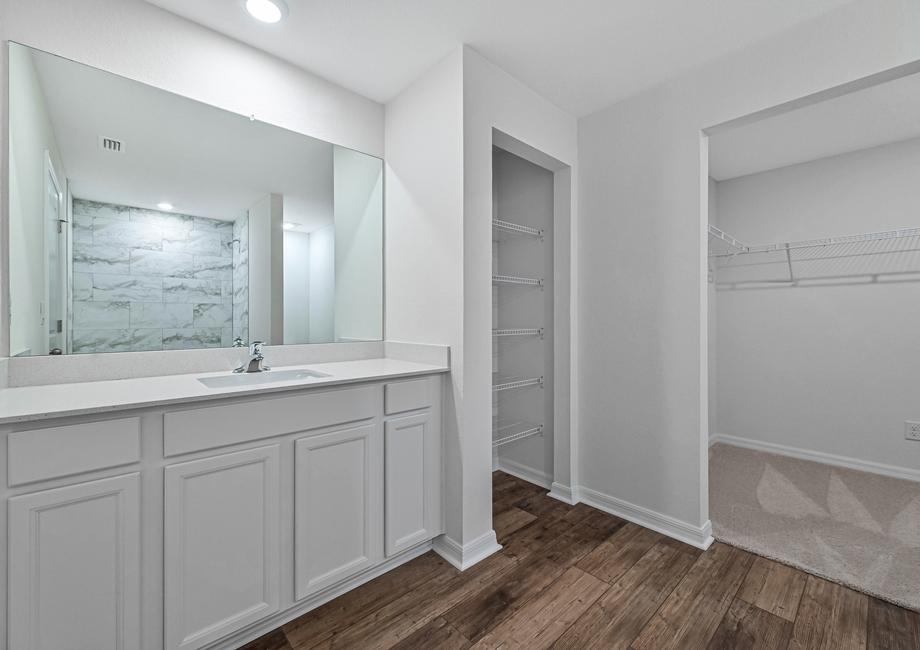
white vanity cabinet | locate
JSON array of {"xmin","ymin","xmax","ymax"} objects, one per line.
[
  {"xmin": 8, "ymin": 473, "xmax": 141, "ymax": 650},
  {"xmin": 164, "ymin": 445, "xmax": 281, "ymax": 650},
  {"xmin": 383, "ymin": 378, "xmax": 442, "ymax": 556},
  {"xmin": 385, "ymin": 411, "xmax": 438, "ymax": 555},
  {"xmin": 294, "ymin": 422, "xmax": 382, "ymax": 599},
  {"xmin": 0, "ymin": 370, "xmax": 444, "ymax": 650}
]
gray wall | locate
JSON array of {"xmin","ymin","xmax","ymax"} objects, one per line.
[
  {"xmin": 492, "ymin": 148, "xmax": 555, "ymax": 482},
  {"xmin": 8, "ymin": 44, "xmax": 65, "ymax": 357},
  {"xmin": 714, "ymin": 137, "xmax": 920, "ymax": 471},
  {"xmin": 577, "ymin": 0, "xmax": 920, "ymax": 531},
  {"xmin": 333, "ymin": 146, "xmax": 383, "ymax": 341},
  {"xmin": 71, "ymin": 199, "xmax": 244, "ymax": 353},
  {"xmin": 282, "ymin": 230, "xmax": 310, "ymax": 344},
  {"xmin": 308, "ymin": 225, "xmax": 335, "ymax": 343},
  {"xmin": 232, "ymin": 214, "xmax": 249, "ymax": 344}
]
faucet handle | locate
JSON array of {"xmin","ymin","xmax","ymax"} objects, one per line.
[{"xmin": 249, "ymin": 341, "xmax": 264, "ymax": 357}]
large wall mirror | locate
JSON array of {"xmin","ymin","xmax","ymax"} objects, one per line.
[{"xmin": 8, "ymin": 42, "xmax": 383, "ymax": 356}]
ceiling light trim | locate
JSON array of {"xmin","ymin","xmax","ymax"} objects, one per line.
[{"xmin": 243, "ymin": 0, "xmax": 288, "ymax": 24}]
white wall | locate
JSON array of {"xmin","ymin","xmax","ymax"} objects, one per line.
[
  {"xmin": 462, "ymin": 47, "xmax": 578, "ymax": 541},
  {"xmin": 7, "ymin": 43, "xmax": 64, "ymax": 357},
  {"xmin": 387, "ymin": 45, "xmax": 579, "ymax": 552},
  {"xmin": 714, "ymin": 137, "xmax": 920, "ymax": 473},
  {"xmin": 333, "ymin": 146, "xmax": 383, "ymax": 342},
  {"xmin": 578, "ymin": 0, "xmax": 920, "ymax": 536},
  {"xmin": 708, "ymin": 177, "xmax": 719, "ymax": 436},
  {"xmin": 0, "ymin": 0, "xmax": 384, "ymax": 358},
  {"xmin": 308, "ymin": 225, "xmax": 335, "ymax": 343},
  {"xmin": 0, "ymin": 0, "xmax": 383, "ymax": 156},
  {"xmin": 248, "ymin": 194, "xmax": 283, "ymax": 344},
  {"xmin": 385, "ymin": 49, "xmax": 465, "ymax": 543},
  {"xmin": 387, "ymin": 44, "xmax": 580, "ymax": 553},
  {"xmin": 283, "ymin": 231, "xmax": 310, "ymax": 344}
]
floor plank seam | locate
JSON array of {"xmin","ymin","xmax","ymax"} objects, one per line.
[{"xmin": 240, "ymin": 472, "xmax": 920, "ymax": 650}]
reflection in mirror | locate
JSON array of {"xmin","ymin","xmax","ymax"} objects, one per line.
[{"xmin": 8, "ymin": 42, "xmax": 383, "ymax": 356}]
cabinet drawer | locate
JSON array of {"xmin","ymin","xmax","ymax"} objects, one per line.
[
  {"xmin": 164, "ymin": 385, "xmax": 377, "ymax": 456},
  {"xmin": 384, "ymin": 379, "xmax": 431, "ymax": 415},
  {"xmin": 8, "ymin": 417, "xmax": 141, "ymax": 486}
]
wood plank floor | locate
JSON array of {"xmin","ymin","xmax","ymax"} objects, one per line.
[{"xmin": 241, "ymin": 472, "xmax": 920, "ymax": 650}]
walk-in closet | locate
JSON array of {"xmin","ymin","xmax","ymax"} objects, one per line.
[
  {"xmin": 707, "ymin": 69, "xmax": 920, "ymax": 612},
  {"xmin": 491, "ymin": 147, "xmax": 555, "ymax": 487}
]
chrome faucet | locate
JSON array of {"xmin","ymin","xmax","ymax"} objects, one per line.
[{"xmin": 234, "ymin": 341, "xmax": 271, "ymax": 373}]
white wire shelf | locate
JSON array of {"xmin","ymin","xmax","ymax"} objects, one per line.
[
  {"xmin": 492, "ymin": 219, "xmax": 544, "ymax": 239},
  {"xmin": 493, "ymin": 328, "xmax": 544, "ymax": 338},
  {"xmin": 492, "ymin": 374, "xmax": 544, "ymax": 392},
  {"xmin": 709, "ymin": 225, "xmax": 920, "ymax": 287},
  {"xmin": 492, "ymin": 420, "xmax": 543, "ymax": 448},
  {"xmin": 745, "ymin": 227, "xmax": 920, "ymax": 254},
  {"xmin": 710, "ymin": 225, "xmax": 920, "ymax": 258},
  {"xmin": 493, "ymin": 274, "xmax": 544, "ymax": 287}
]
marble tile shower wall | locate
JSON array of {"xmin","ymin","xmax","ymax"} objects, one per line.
[{"xmin": 71, "ymin": 199, "xmax": 247, "ymax": 353}]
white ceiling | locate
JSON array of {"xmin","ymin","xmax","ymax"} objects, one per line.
[
  {"xmin": 709, "ymin": 69, "xmax": 920, "ymax": 181},
  {"xmin": 30, "ymin": 45, "xmax": 341, "ymax": 232},
  {"xmin": 143, "ymin": 0, "xmax": 854, "ymax": 117}
]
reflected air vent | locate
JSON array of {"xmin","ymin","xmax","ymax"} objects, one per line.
[{"xmin": 98, "ymin": 136, "xmax": 124, "ymax": 153}]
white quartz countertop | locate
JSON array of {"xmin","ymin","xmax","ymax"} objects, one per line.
[{"xmin": 0, "ymin": 358, "xmax": 449, "ymax": 425}]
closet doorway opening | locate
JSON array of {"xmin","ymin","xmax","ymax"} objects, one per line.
[
  {"xmin": 490, "ymin": 130, "xmax": 575, "ymax": 513},
  {"xmin": 704, "ymin": 62, "xmax": 920, "ymax": 611}
]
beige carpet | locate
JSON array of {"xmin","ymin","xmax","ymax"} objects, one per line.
[{"xmin": 710, "ymin": 443, "xmax": 920, "ymax": 611}]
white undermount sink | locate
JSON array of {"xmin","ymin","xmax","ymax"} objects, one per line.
[{"xmin": 197, "ymin": 368, "xmax": 331, "ymax": 389}]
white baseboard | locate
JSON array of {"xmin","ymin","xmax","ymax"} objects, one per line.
[
  {"xmin": 433, "ymin": 529, "xmax": 502, "ymax": 571},
  {"xmin": 494, "ymin": 461, "xmax": 712, "ymax": 551},
  {"xmin": 578, "ymin": 486, "xmax": 714, "ymax": 550},
  {"xmin": 206, "ymin": 540, "xmax": 433, "ymax": 649},
  {"xmin": 710, "ymin": 433, "xmax": 920, "ymax": 483},
  {"xmin": 547, "ymin": 481, "xmax": 579, "ymax": 505},
  {"xmin": 495, "ymin": 457, "xmax": 553, "ymax": 489}
]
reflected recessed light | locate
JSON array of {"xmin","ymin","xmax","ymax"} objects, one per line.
[
  {"xmin": 245, "ymin": 0, "xmax": 287, "ymax": 23},
  {"xmin": 157, "ymin": 202, "xmax": 174, "ymax": 211},
  {"xmin": 283, "ymin": 222, "xmax": 299, "ymax": 230}
]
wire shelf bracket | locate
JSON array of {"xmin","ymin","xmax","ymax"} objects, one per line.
[{"xmin": 708, "ymin": 225, "xmax": 750, "ymax": 257}]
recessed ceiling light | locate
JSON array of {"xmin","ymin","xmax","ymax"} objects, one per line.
[
  {"xmin": 245, "ymin": 0, "xmax": 287, "ymax": 23},
  {"xmin": 157, "ymin": 202, "xmax": 174, "ymax": 211},
  {"xmin": 282, "ymin": 221, "xmax": 299, "ymax": 230}
]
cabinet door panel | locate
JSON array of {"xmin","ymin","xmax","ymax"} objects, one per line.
[
  {"xmin": 164, "ymin": 445, "xmax": 280, "ymax": 650},
  {"xmin": 385, "ymin": 412, "xmax": 437, "ymax": 556},
  {"xmin": 8, "ymin": 473, "xmax": 141, "ymax": 650},
  {"xmin": 294, "ymin": 423, "xmax": 381, "ymax": 599}
]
